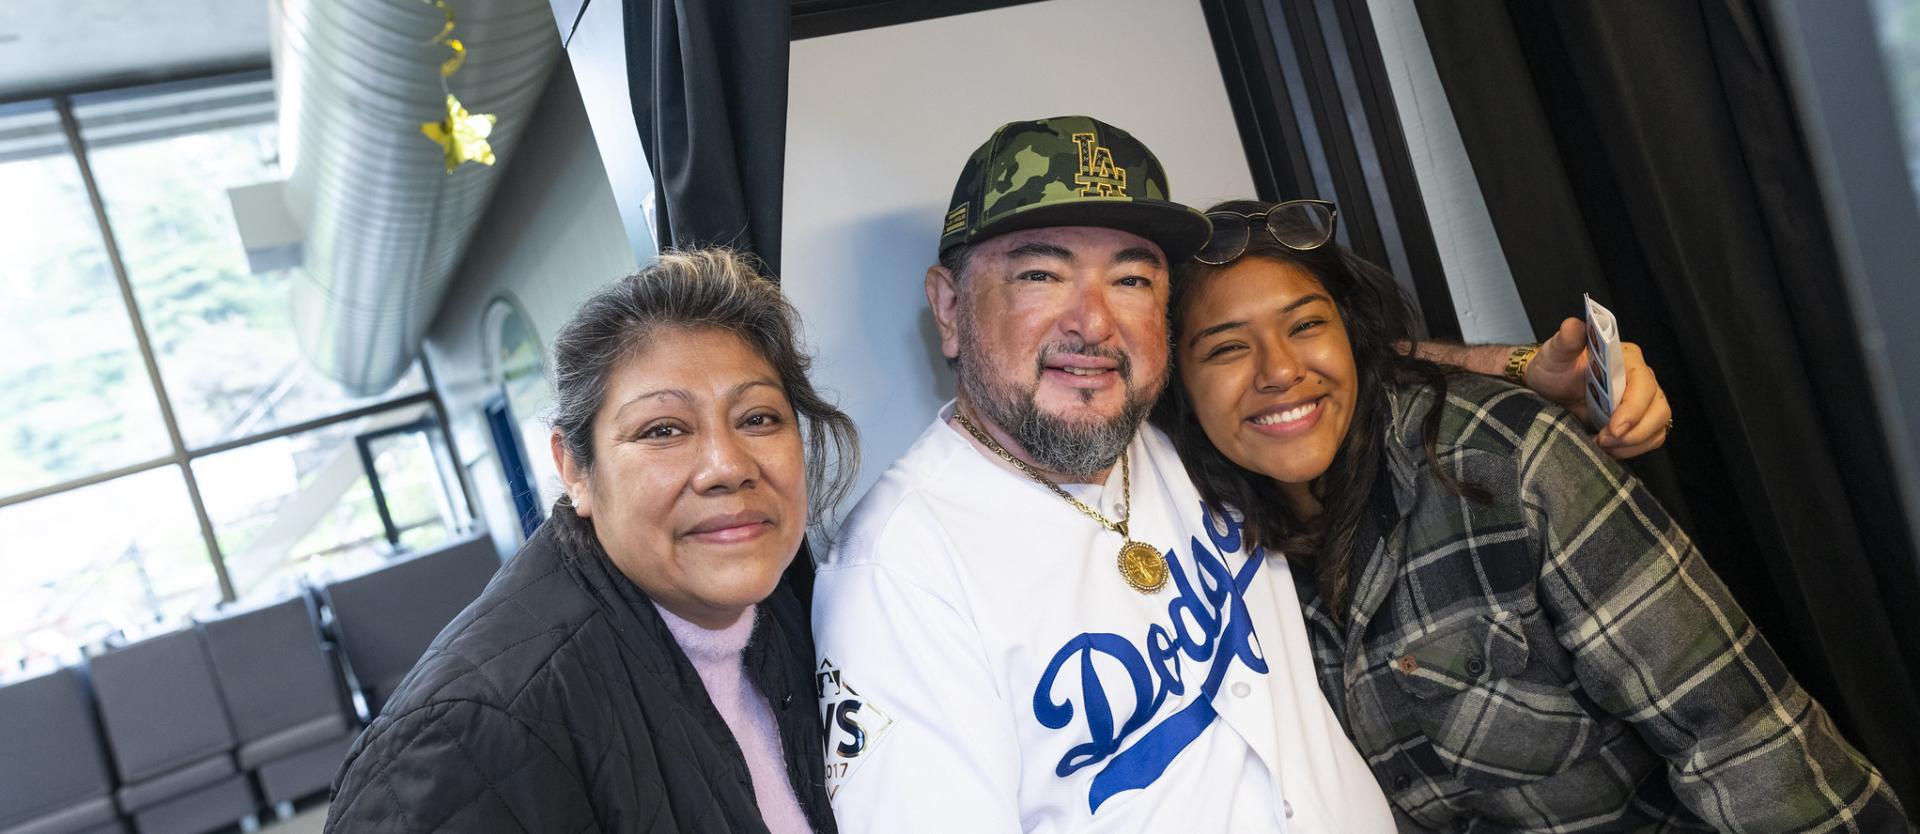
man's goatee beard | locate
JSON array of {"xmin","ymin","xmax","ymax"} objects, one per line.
[{"xmin": 956, "ymin": 340, "xmax": 1162, "ymax": 478}]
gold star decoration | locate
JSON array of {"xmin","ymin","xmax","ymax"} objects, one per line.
[
  {"xmin": 421, "ymin": 93, "xmax": 497, "ymax": 173},
  {"xmin": 418, "ymin": 0, "xmax": 495, "ymax": 173}
]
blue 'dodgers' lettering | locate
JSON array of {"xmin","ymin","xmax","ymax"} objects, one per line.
[{"xmin": 1031, "ymin": 503, "xmax": 1269, "ymax": 813}]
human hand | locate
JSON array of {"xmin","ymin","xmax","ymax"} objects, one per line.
[{"xmin": 1524, "ymin": 317, "xmax": 1672, "ymax": 459}]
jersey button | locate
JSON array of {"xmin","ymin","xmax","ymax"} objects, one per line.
[
  {"xmin": 1283, "ymin": 800, "xmax": 1294, "ymax": 819},
  {"xmin": 1231, "ymin": 681, "xmax": 1251, "ymax": 698},
  {"xmin": 1393, "ymin": 773, "xmax": 1412, "ymax": 791}
]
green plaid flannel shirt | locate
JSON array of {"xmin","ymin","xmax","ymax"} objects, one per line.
[{"xmin": 1294, "ymin": 376, "xmax": 1909, "ymax": 832}]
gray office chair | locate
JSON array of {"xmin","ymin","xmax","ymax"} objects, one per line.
[
  {"xmin": 319, "ymin": 534, "xmax": 500, "ymax": 717},
  {"xmin": 0, "ymin": 665, "xmax": 125, "ymax": 834},
  {"xmin": 87, "ymin": 629, "xmax": 256, "ymax": 834},
  {"xmin": 197, "ymin": 593, "xmax": 355, "ymax": 817}
]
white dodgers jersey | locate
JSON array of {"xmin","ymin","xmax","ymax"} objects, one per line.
[{"xmin": 812, "ymin": 404, "xmax": 1393, "ymax": 833}]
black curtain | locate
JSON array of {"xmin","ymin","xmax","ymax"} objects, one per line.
[
  {"xmin": 623, "ymin": 0, "xmax": 816, "ymax": 599},
  {"xmin": 1414, "ymin": 0, "xmax": 1920, "ymax": 806},
  {"xmin": 624, "ymin": 0, "xmax": 790, "ymax": 269}
]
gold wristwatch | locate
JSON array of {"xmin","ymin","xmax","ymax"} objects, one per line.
[{"xmin": 1504, "ymin": 344, "xmax": 1541, "ymax": 385}]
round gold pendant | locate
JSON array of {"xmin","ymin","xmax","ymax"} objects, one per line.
[{"xmin": 1117, "ymin": 541, "xmax": 1168, "ymax": 593}]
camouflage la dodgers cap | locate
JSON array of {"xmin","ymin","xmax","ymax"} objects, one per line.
[{"xmin": 939, "ymin": 115, "xmax": 1211, "ymax": 262}]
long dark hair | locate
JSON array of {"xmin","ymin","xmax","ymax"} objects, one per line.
[{"xmin": 1152, "ymin": 200, "xmax": 1482, "ymax": 620}]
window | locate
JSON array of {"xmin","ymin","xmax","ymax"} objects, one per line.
[
  {"xmin": 0, "ymin": 74, "xmax": 475, "ymax": 671},
  {"xmin": 75, "ymin": 82, "xmax": 427, "ymax": 450},
  {"xmin": 0, "ymin": 102, "xmax": 172, "ymax": 497},
  {"xmin": 0, "ymin": 467, "xmax": 219, "ymax": 671},
  {"xmin": 360, "ymin": 416, "xmax": 471, "ymax": 553},
  {"xmin": 485, "ymin": 296, "xmax": 559, "ymax": 507},
  {"xmin": 193, "ymin": 403, "xmax": 466, "ymax": 603}
]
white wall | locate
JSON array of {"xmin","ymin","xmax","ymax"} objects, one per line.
[
  {"xmin": 1366, "ymin": 0, "xmax": 1532, "ymax": 344},
  {"xmin": 783, "ymin": 0, "xmax": 1257, "ymax": 528},
  {"xmin": 423, "ymin": 60, "xmax": 640, "ymax": 558}
]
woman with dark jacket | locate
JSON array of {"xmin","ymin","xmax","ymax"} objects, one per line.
[
  {"xmin": 1154, "ymin": 199, "xmax": 1909, "ymax": 831},
  {"xmin": 325, "ymin": 249, "xmax": 857, "ymax": 833}
]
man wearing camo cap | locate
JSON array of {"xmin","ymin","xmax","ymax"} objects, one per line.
[{"xmin": 811, "ymin": 115, "xmax": 1660, "ymax": 832}]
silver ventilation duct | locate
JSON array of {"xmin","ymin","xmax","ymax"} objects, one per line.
[{"xmin": 274, "ymin": 0, "xmax": 560, "ymax": 394}]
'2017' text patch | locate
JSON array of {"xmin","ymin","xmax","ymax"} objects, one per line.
[{"xmin": 817, "ymin": 657, "xmax": 896, "ymax": 799}]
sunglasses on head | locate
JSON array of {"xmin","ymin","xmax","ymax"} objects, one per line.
[{"xmin": 1194, "ymin": 199, "xmax": 1340, "ymax": 265}]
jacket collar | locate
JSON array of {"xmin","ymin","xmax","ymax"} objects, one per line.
[
  {"xmin": 1379, "ymin": 382, "xmax": 1435, "ymax": 511},
  {"xmin": 1334, "ymin": 384, "xmax": 1435, "ymax": 658},
  {"xmin": 540, "ymin": 510, "xmax": 799, "ymax": 690},
  {"xmin": 533, "ymin": 514, "xmax": 685, "ymax": 676},
  {"xmin": 535, "ymin": 510, "xmax": 832, "ymax": 830}
]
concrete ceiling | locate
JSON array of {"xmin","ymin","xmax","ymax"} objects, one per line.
[{"xmin": 0, "ymin": 0, "xmax": 269, "ymax": 102}]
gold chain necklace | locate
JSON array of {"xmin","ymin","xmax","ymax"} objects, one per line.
[{"xmin": 953, "ymin": 409, "xmax": 1168, "ymax": 593}]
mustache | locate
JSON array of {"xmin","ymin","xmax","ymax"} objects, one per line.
[{"xmin": 1034, "ymin": 341, "xmax": 1132, "ymax": 382}]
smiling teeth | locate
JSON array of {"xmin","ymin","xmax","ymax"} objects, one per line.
[
  {"xmin": 1061, "ymin": 367, "xmax": 1106, "ymax": 376},
  {"xmin": 1253, "ymin": 402, "xmax": 1317, "ymax": 425}
]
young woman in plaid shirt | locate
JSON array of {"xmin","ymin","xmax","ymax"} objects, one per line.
[{"xmin": 1153, "ymin": 199, "xmax": 1909, "ymax": 832}]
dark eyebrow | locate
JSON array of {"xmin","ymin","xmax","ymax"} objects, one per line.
[
  {"xmin": 616, "ymin": 387, "xmax": 691, "ymax": 417},
  {"xmin": 731, "ymin": 378, "xmax": 781, "ymax": 399},
  {"xmin": 1284, "ymin": 293, "xmax": 1333, "ymax": 314},
  {"xmin": 1005, "ymin": 241, "xmax": 1074, "ymax": 261},
  {"xmin": 618, "ymin": 379, "xmax": 780, "ymax": 417},
  {"xmin": 1113, "ymin": 246, "xmax": 1163, "ymax": 269},
  {"xmin": 1185, "ymin": 293, "xmax": 1334, "ymax": 349},
  {"xmin": 1187, "ymin": 320, "xmax": 1245, "ymax": 349}
]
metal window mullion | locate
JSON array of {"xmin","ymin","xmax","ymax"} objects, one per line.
[
  {"xmin": 355, "ymin": 435, "xmax": 404, "ymax": 549},
  {"xmin": 55, "ymin": 96, "xmax": 238, "ymax": 604},
  {"xmin": 183, "ymin": 391, "xmax": 437, "ymax": 459},
  {"xmin": 1, "ymin": 389, "xmax": 442, "ymax": 520},
  {"xmin": 0, "ymin": 455, "xmax": 175, "ymax": 513}
]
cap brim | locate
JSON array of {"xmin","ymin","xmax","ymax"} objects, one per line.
[{"xmin": 961, "ymin": 198, "xmax": 1212, "ymax": 264}]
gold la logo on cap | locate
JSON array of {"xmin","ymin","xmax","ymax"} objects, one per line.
[{"xmin": 1072, "ymin": 132, "xmax": 1128, "ymax": 197}]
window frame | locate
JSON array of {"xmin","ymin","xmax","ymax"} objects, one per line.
[
  {"xmin": 1197, "ymin": 0, "xmax": 1462, "ymax": 341},
  {"xmin": 1, "ymin": 74, "xmax": 474, "ymax": 644}
]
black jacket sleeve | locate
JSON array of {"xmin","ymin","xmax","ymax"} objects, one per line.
[{"xmin": 325, "ymin": 699, "xmax": 602, "ymax": 833}]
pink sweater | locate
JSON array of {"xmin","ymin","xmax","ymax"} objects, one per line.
[{"xmin": 654, "ymin": 603, "xmax": 812, "ymax": 834}]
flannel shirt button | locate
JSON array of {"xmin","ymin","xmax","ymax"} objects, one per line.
[
  {"xmin": 1466, "ymin": 656, "xmax": 1486, "ymax": 676},
  {"xmin": 1393, "ymin": 773, "xmax": 1411, "ymax": 791},
  {"xmin": 781, "ymin": 692, "xmax": 793, "ymax": 708},
  {"xmin": 1396, "ymin": 654, "xmax": 1418, "ymax": 674}
]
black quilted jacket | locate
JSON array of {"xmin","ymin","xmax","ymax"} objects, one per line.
[{"xmin": 324, "ymin": 511, "xmax": 837, "ymax": 833}]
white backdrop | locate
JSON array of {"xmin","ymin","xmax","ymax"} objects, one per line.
[{"xmin": 782, "ymin": 0, "xmax": 1258, "ymax": 529}]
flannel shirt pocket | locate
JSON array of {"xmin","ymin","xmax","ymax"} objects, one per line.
[
  {"xmin": 1390, "ymin": 612, "xmax": 1598, "ymax": 788},
  {"xmin": 1390, "ymin": 612, "xmax": 1529, "ymax": 698}
]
